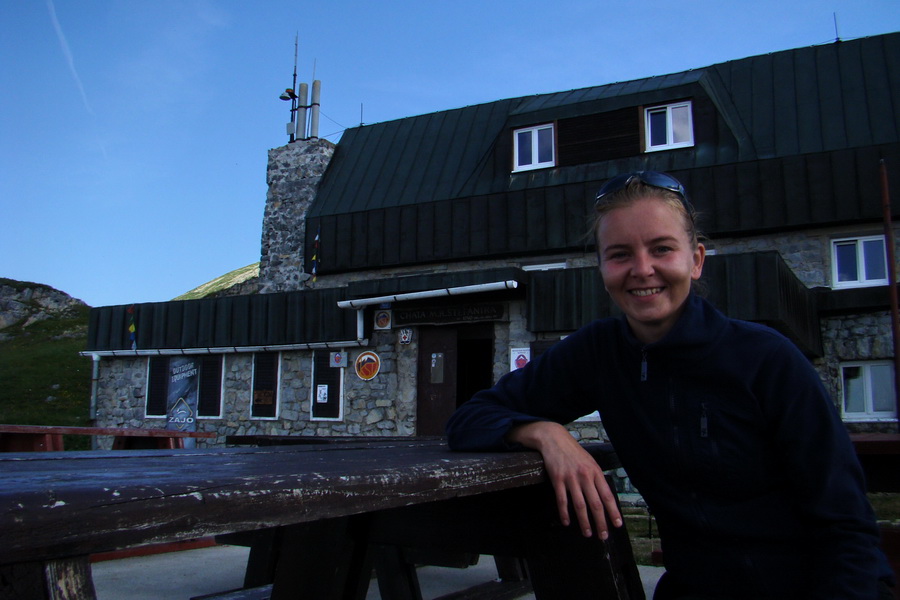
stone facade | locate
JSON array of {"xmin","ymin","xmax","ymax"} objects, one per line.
[{"xmin": 258, "ymin": 139, "xmax": 335, "ymax": 294}]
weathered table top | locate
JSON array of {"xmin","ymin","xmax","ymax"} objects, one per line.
[{"xmin": 0, "ymin": 439, "xmax": 618, "ymax": 565}]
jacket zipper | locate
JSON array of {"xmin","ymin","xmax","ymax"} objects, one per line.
[
  {"xmin": 640, "ymin": 348, "xmax": 648, "ymax": 382},
  {"xmin": 700, "ymin": 402, "xmax": 709, "ymax": 438}
]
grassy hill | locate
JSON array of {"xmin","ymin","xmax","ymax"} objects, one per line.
[
  {"xmin": 0, "ymin": 279, "xmax": 93, "ymax": 446},
  {"xmin": 173, "ymin": 263, "xmax": 259, "ymax": 300}
]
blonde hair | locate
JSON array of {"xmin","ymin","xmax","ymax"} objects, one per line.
[{"xmin": 592, "ymin": 179, "xmax": 700, "ymax": 250}]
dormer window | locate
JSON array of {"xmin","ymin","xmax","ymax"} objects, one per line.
[
  {"xmin": 645, "ymin": 101, "xmax": 694, "ymax": 152},
  {"xmin": 513, "ymin": 124, "xmax": 555, "ymax": 172}
]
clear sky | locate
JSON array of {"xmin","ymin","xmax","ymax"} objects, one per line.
[{"xmin": 2, "ymin": 0, "xmax": 899, "ymax": 308}]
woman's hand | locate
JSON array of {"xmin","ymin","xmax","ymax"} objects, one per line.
[{"xmin": 507, "ymin": 421, "xmax": 623, "ymax": 539}]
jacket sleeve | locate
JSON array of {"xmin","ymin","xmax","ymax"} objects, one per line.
[
  {"xmin": 754, "ymin": 334, "xmax": 888, "ymax": 597},
  {"xmin": 446, "ymin": 327, "xmax": 601, "ymax": 451}
]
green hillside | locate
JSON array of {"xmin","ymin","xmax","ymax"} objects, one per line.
[
  {"xmin": 0, "ymin": 279, "xmax": 93, "ymax": 444},
  {"xmin": 173, "ymin": 263, "xmax": 259, "ymax": 300}
]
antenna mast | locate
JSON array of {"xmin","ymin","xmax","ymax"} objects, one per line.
[
  {"xmin": 279, "ymin": 34, "xmax": 300, "ymax": 143},
  {"xmin": 290, "ymin": 34, "xmax": 299, "ymax": 142}
]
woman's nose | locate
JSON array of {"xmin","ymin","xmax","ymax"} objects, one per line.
[{"xmin": 631, "ymin": 251, "xmax": 655, "ymax": 277}]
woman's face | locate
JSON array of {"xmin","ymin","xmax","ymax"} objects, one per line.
[{"xmin": 597, "ymin": 196, "xmax": 705, "ymax": 344}]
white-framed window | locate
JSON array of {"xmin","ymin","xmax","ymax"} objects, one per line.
[
  {"xmin": 644, "ymin": 101, "xmax": 694, "ymax": 152},
  {"xmin": 831, "ymin": 235, "xmax": 888, "ymax": 289},
  {"xmin": 513, "ymin": 124, "xmax": 555, "ymax": 172},
  {"xmin": 310, "ymin": 351, "xmax": 344, "ymax": 422},
  {"xmin": 841, "ymin": 361, "xmax": 896, "ymax": 421},
  {"xmin": 146, "ymin": 355, "xmax": 223, "ymax": 418},
  {"xmin": 251, "ymin": 352, "xmax": 280, "ymax": 419}
]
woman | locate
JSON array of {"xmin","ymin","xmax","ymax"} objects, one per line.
[{"xmin": 445, "ymin": 172, "xmax": 893, "ymax": 599}]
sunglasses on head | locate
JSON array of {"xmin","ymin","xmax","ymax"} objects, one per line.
[{"xmin": 594, "ymin": 171, "xmax": 692, "ymax": 214}]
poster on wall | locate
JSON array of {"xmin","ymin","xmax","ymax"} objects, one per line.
[
  {"xmin": 311, "ymin": 352, "xmax": 342, "ymax": 421},
  {"xmin": 510, "ymin": 348, "xmax": 530, "ymax": 371},
  {"xmin": 167, "ymin": 356, "xmax": 198, "ymax": 433}
]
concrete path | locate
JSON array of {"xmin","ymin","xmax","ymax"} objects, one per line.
[{"xmin": 92, "ymin": 544, "xmax": 664, "ymax": 599}]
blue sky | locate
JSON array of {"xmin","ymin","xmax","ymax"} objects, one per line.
[{"xmin": 2, "ymin": 0, "xmax": 899, "ymax": 308}]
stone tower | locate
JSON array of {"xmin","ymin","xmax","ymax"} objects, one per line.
[{"xmin": 258, "ymin": 139, "xmax": 335, "ymax": 293}]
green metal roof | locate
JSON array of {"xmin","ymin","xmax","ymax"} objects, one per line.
[{"xmin": 308, "ymin": 33, "xmax": 900, "ymax": 220}]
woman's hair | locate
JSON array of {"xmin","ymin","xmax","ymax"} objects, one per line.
[{"xmin": 592, "ymin": 179, "xmax": 700, "ymax": 250}]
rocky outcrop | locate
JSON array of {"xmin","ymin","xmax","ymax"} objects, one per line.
[{"xmin": 0, "ymin": 279, "xmax": 89, "ymax": 336}]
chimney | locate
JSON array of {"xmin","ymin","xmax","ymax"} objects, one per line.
[{"xmin": 309, "ymin": 80, "xmax": 321, "ymax": 140}]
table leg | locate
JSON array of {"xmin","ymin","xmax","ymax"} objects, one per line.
[
  {"xmin": 365, "ymin": 480, "xmax": 644, "ymax": 600},
  {"xmin": 372, "ymin": 544, "xmax": 423, "ymax": 600},
  {"xmin": 0, "ymin": 556, "xmax": 96, "ymax": 600},
  {"xmin": 268, "ymin": 516, "xmax": 374, "ymax": 600}
]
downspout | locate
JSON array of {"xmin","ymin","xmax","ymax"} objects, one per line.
[
  {"xmin": 879, "ymin": 160, "xmax": 900, "ymax": 433},
  {"xmin": 89, "ymin": 353, "xmax": 100, "ymax": 422}
]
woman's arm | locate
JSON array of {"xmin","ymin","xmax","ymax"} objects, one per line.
[{"xmin": 508, "ymin": 421, "xmax": 623, "ymax": 540}]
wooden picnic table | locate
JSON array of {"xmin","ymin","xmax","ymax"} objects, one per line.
[
  {"xmin": 0, "ymin": 439, "xmax": 643, "ymax": 600},
  {"xmin": 0, "ymin": 424, "xmax": 216, "ymax": 452}
]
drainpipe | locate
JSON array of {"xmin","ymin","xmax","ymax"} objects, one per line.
[
  {"xmin": 879, "ymin": 160, "xmax": 900, "ymax": 433},
  {"xmin": 89, "ymin": 353, "xmax": 100, "ymax": 422}
]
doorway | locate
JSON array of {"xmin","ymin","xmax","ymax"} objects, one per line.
[{"xmin": 416, "ymin": 323, "xmax": 494, "ymax": 436}]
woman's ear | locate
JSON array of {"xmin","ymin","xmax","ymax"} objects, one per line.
[{"xmin": 691, "ymin": 243, "xmax": 706, "ymax": 280}]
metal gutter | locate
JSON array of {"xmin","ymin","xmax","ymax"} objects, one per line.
[
  {"xmin": 337, "ymin": 279, "xmax": 520, "ymax": 343},
  {"xmin": 79, "ymin": 339, "xmax": 368, "ymax": 359},
  {"xmin": 336, "ymin": 280, "xmax": 519, "ymax": 309}
]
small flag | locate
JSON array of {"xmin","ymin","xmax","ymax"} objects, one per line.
[
  {"xmin": 127, "ymin": 304, "xmax": 137, "ymax": 350},
  {"xmin": 311, "ymin": 226, "xmax": 320, "ymax": 282}
]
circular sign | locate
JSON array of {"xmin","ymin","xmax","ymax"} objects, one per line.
[{"xmin": 355, "ymin": 351, "xmax": 381, "ymax": 380}]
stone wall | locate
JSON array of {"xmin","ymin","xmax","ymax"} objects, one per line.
[
  {"xmin": 259, "ymin": 139, "xmax": 335, "ymax": 294},
  {"xmin": 711, "ymin": 223, "xmax": 899, "ymax": 289},
  {"xmin": 817, "ymin": 311, "xmax": 897, "ymax": 433}
]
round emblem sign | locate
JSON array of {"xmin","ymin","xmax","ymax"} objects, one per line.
[{"xmin": 355, "ymin": 351, "xmax": 381, "ymax": 381}]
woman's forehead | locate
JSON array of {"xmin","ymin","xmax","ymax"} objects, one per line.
[{"xmin": 598, "ymin": 197, "xmax": 686, "ymax": 233}]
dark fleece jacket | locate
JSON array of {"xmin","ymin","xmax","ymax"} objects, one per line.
[{"xmin": 446, "ymin": 294, "xmax": 891, "ymax": 598}]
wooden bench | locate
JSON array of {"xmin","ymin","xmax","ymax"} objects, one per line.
[
  {"xmin": 0, "ymin": 440, "xmax": 643, "ymax": 600},
  {"xmin": 0, "ymin": 424, "xmax": 215, "ymax": 451}
]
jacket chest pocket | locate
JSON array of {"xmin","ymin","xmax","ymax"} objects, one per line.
[{"xmin": 680, "ymin": 399, "xmax": 758, "ymax": 494}]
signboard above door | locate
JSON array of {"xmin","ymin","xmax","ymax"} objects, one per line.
[{"xmin": 393, "ymin": 303, "xmax": 506, "ymax": 327}]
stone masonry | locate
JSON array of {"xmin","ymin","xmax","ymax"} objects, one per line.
[{"xmin": 259, "ymin": 139, "xmax": 335, "ymax": 294}]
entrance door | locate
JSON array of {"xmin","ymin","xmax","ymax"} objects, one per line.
[{"xmin": 416, "ymin": 324, "xmax": 494, "ymax": 436}]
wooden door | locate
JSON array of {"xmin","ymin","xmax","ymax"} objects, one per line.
[{"xmin": 416, "ymin": 328, "xmax": 458, "ymax": 436}]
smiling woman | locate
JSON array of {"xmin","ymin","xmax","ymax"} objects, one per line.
[{"xmin": 447, "ymin": 172, "xmax": 895, "ymax": 599}]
